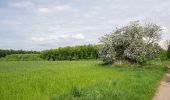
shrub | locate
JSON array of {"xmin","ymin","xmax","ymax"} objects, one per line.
[
  {"xmin": 168, "ymin": 45, "xmax": 170, "ymax": 59},
  {"xmin": 156, "ymin": 47, "xmax": 168, "ymax": 61},
  {"xmin": 99, "ymin": 21, "xmax": 162, "ymax": 64},
  {"xmin": 40, "ymin": 44, "xmax": 99, "ymax": 61}
]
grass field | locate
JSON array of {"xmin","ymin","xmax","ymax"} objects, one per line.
[{"xmin": 0, "ymin": 61, "xmax": 168, "ymax": 100}]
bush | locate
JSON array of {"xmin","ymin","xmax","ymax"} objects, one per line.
[
  {"xmin": 40, "ymin": 45, "xmax": 99, "ymax": 61},
  {"xmin": 99, "ymin": 21, "xmax": 162, "ymax": 64},
  {"xmin": 168, "ymin": 45, "xmax": 170, "ymax": 59},
  {"xmin": 156, "ymin": 47, "xmax": 168, "ymax": 61}
]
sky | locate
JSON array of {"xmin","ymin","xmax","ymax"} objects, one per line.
[{"xmin": 0, "ymin": 0, "xmax": 170, "ymax": 51}]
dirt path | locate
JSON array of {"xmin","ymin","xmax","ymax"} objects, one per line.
[{"xmin": 153, "ymin": 68, "xmax": 170, "ymax": 100}]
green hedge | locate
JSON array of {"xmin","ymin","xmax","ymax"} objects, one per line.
[{"xmin": 40, "ymin": 45, "xmax": 99, "ymax": 61}]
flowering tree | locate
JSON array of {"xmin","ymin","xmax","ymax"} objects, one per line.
[{"xmin": 99, "ymin": 21, "xmax": 162, "ymax": 64}]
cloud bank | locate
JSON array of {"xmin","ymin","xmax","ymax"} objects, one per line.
[{"xmin": 0, "ymin": 0, "xmax": 169, "ymax": 50}]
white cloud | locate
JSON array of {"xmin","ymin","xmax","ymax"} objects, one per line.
[
  {"xmin": 54, "ymin": 5, "xmax": 75, "ymax": 11},
  {"xmin": 10, "ymin": 1, "xmax": 34, "ymax": 9},
  {"xmin": 30, "ymin": 34, "xmax": 85, "ymax": 43},
  {"xmin": 0, "ymin": 20, "xmax": 21, "ymax": 25},
  {"xmin": 31, "ymin": 37, "xmax": 46, "ymax": 42},
  {"xmin": 36, "ymin": 7, "xmax": 52, "ymax": 13},
  {"xmin": 35, "ymin": 5, "xmax": 76, "ymax": 14},
  {"xmin": 74, "ymin": 34, "xmax": 85, "ymax": 39},
  {"xmin": 31, "ymin": 34, "xmax": 69, "ymax": 42},
  {"xmin": 10, "ymin": 1, "xmax": 76, "ymax": 14}
]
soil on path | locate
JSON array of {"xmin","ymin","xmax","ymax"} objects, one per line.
[{"xmin": 153, "ymin": 68, "xmax": 170, "ymax": 100}]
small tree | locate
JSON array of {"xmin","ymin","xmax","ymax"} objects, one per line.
[
  {"xmin": 168, "ymin": 45, "xmax": 170, "ymax": 59},
  {"xmin": 164, "ymin": 40, "xmax": 170, "ymax": 59},
  {"xmin": 99, "ymin": 21, "xmax": 162, "ymax": 64}
]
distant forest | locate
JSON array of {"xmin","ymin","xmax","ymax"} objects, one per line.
[{"xmin": 0, "ymin": 49, "xmax": 40, "ymax": 58}]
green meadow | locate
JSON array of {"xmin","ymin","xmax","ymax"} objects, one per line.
[{"xmin": 0, "ymin": 60, "xmax": 169, "ymax": 100}]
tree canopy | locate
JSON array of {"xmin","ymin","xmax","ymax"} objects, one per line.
[{"xmin": 99, "ymin": 21, "xmax": 162, "ymax": 64}]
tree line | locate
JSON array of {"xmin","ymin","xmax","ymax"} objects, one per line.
[
  {"xmin": 40, "ymin": 45, "xmax": 99, "ymax": 61},
  {"xmin": 0, "ymin": 44, "xmax": 169, "ymax": 62},
  {"xmin": 0, "ymin": 49, "xmax": 40, "ymax": 58}
]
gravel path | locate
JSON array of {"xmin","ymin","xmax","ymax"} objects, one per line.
[{"xmin": 153, "ymin": 69, "xmax": 170, "ymax": 100}]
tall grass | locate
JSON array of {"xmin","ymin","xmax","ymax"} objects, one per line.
[{"xmin": 0, "ymin": 61, "xmax": 168, "ymax": 100}]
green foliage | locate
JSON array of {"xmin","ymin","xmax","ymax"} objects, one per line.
[
  {"xmin": 0, "ymin": 61, "xmax": 167, "ymax": 100},
  {"xmin": 71, "ymin": 87, "xmax": 82, "ymax": 97},
  {"xmin": 168, "ymin": 45, "xmax": 170, "ymax": 59},
  {"xmin": 156, "ymin": 47, "xmax": 168, "ymax": 61},
  {"xmin": 0, "ymin": 49, "xmax": 39, "ymax": 58},
  {"xmin": 136, "ymin": 53, "xmax": 146, "ymax": 65},
  {"xmin": 40, "ymin": 44, "xmax": 99, "ymax": 60},
  {"xmin": 99, "ymin": 21, "xmax": 162, "ymax": 64},
  {"xmin": 0, "ymin": 54, "xmax": 43, "ymax": 61}
]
